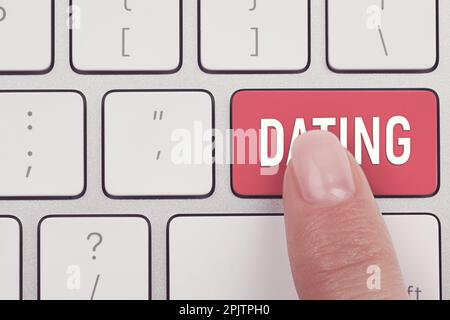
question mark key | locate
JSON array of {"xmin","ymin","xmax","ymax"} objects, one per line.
[{"xmin": 38, "ymin": 215, "xmax": 150, "ymax": 300}]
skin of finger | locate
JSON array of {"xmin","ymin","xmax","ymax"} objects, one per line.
[{"xmin": 283, "ymin": 153, "xmax": 407, "ymax": 300}]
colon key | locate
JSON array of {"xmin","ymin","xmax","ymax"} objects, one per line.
[{"xmin": 0, "ymin": 91, "xmax": 85, "ymax": 199}]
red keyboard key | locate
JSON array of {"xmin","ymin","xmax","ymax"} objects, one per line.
[{"xmin": 231, "ymin": 89, "xmax": 439, "ymax": 197}]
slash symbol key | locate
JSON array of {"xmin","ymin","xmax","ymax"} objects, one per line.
[{"xmin": 90, "ymin": 274, "xmax": 101, "ymax": 300}]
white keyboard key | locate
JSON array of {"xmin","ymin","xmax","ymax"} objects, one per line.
[
  {"xmin": 0, "ymin": 217, "xmax": 21, "ymax": 300},
  {"xmin": 71, "ymin": 0, "xmax": 181, "ymax": 73},
  {"xmin": 199, "ymin": 0, "xmax": 309, "ymax": 72},
  {"xmin": 0, "ymin": 91, "xmax": 85, "ymax": 198},
  {"xmin": 327, "ymin": 0, "xmax": 438, "ymax": 72},
  {"xmin": 386, "ymin": 214, "xmax": 441, "ymax": 300},
  {"xmin": 39, "ymin": 215, "xmax": 150, "ymax": 300},
  {"xmin": 0, "ymin": 0, "xmax": 53, "ymax": 73},
  {"xmin": 168, "ymin": 214, "xmax": 441, "ymax": 300},
  {"xmin": 169, "ymin": 215, "xmax": 297, "ymax": 300},
  {"xmin": 103, "ymin": 90, "xmax": 214, "ymax": 198}
]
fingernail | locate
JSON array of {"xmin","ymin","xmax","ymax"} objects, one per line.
[{"xmin": 291, "ymin": 130, "xmax": 355, "ymax": 207}]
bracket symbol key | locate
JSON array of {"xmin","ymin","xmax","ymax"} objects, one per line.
[
  {"xmin": 124, "ymin": 0, "xmax": 132, "ymax": 12},
  {"xmin": 250, "ymin": 27, "xmax": 259, "ymax": 57},
  {"xmin": 121, "ymin": 0, "xmax": 133, "ymax": 57},
  {"xmin": 122, "ymin": 27, "xmax": 131, "ymax": 57}
]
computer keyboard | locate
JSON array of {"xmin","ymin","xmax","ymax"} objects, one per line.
[{"xmin": 0, "ymin": 0, "xmax": 447, "ymax": 300}]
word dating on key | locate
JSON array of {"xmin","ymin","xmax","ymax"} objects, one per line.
[
  {"xmin": 231, "ymin": 90, "xmax": 438, "ymax": 197},
  {"xmin": 260, "ymin": 116, "xmax": 411, "ymax": 167}
]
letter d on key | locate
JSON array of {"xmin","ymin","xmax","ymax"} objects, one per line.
[
  {"xmin": 260, "ymin": 119, "xmax": 284, "ymax": 167},
  {"xmin": 0, "ymin": 7, "xmax": 6, "ymax": 22}
]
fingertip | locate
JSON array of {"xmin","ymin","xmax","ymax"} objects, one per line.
[{"xmin": 283, "ymin": 131, "xmax": 407, "ymax": 300}]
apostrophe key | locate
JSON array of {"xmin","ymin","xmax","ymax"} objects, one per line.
[{"xmin": 103, "ymin": 90, "xmax": 214, "ymax": 198}]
